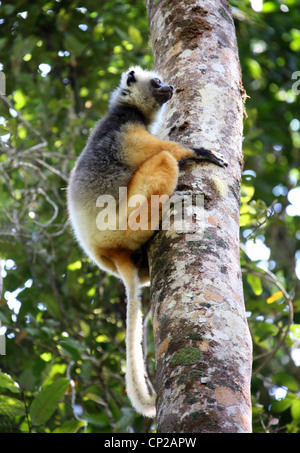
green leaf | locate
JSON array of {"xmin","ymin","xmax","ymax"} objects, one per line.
[
  {"xmin": 290, "ymin": 324, "xmax": 300, "ymax": 339},
  {"xmin": 13, "ymin": 35, "xmax": 37, "ymax": 62},
  {"xmin": 83, "ymin": 412, "xmax": 111, "ymax": 428},
  {"xmin": 14, "ymin": 89, "xmax": 26, "ymax": 110},
  {"xmin": 0, "ymin": 395, "xmax": 25, "ymax": 416},
  {"xmin": 247, "ymin": 274, "xmax": 263, "ymax": 296},
  {"xmin": 291, "ymin": 398, "xmax": 300, "ymax": 420},
  {"xmin": 246, "ymin": 58, "xmax": 262, "ymax": 79},
  {"xmin": 115, "ymin": 408, "xmax": 135, "ymax": 433},
  {"xmin": 42, "ymin": 294, "xmax": 62, "ymax": 320},
  {"xmin": 3, "ymin": 4, "xmax": 15, "ymax": 15},
  {"xmin": 52, "ymin": 420, "xmax": 87, "ymax": 433},
  {"xmin": 29, "ymin": 378, "xmax": 70, "ymax": 426},
  {"xmin": 271, "ymin": 395, "xmax": 293, "ymax": 413},
  {"xmin": 272, "ymin": 371, "xmax": 299, "ymax": 392},
  {"xmin": 255, "ymin": 322, "xmax": 279, "ymax": 341},
  {"xmin": 63, "ymin": 34, "xmax": 85, "ymax": 56},
  {"xmin": 0, "ymin": 373, "xmax": 20, "ymax": 394},
  {"xmin": 290, "ymin": 29, "xmax": 300, "ymax": 51},
  {"xmin": 262, "ymin": 1, "xmax": 278, "ymax": 12},
  {"xmin": 128, "ymin": 26, "xmax": 143, "ymax": 46},
  {"xmin": 67, "ymin": 260, "xmax": 82, "ymax": 271},
  {"xmin": 241, "ymin": 184, "xmax": 255, "ymax": 203},
  {"xmin": 59, "ymin": 338, "xmax": 85, "ymax": 361}
]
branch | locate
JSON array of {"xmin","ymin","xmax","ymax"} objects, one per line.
[{"xmin": 244, "ymin": 199, "xmax": 278, "ymax": 240}]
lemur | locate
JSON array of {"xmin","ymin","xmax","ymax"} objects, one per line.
[{"xmin": 67, "ymin": 66, "xmax": 227, "ymax": 418}]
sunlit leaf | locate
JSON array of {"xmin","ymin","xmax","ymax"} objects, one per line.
[
  {"xmin": 0, "ymin": 396, "xmax": 25, "ymax": 416},
  {"xmin": 0, "ymin": 373, "xmax": 20, "ymax": 394},
  {"xmin": 266, "ymin": 291, "xmax": 283, "ymax": 304},
  {"xmin": 290, "ymin": 29, "xmax": 300, "ymax": 51},
  {"xmin": 128, "ymin": 26, "xmax": 143, "ymax": 46},
  {"xmin": 247, "ymin": 274, "xmax": 263, "ymax": 296},
  {"xmin": 241, "ymin": 185, "xmax": 255, "ymax": 203},
  {"xmin": 67, "ymin": 260, "xmax": 82, "ymax": 271},
  {"xmin": 246, "ymin": 58, "xmax": 262, "ymax": 79},
  {"xmin": 291, "ymin": 398, "xmax": 300, "ymax": 420},
  {"xmin": 262, "ymin": 1, "xmax": 278, "ymax": 12},
  {"xmin": 53, "ymin": 420, "xmax": 87, "ymax": 433},
  {"xmin": 13, "ymin": 90, "xmax": 26, "ymax": 110}
]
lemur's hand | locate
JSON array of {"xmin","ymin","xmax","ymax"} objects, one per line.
[{"xmin": 192, "ymin": 147, "xmax": 228, "ymax": 168}]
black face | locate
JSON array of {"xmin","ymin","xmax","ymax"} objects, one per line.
[{"xmin": 150, "ymin": 77, "xmax": 174, "ymax": 105}]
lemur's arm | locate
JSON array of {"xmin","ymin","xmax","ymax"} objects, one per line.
[{"xmin": 122, "ymin": 124, "xmax": 227, "ymax": 168}]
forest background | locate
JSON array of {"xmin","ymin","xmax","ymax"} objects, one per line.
[{"xmin": 0, "ymin": 0, "xmax": 299, "ymax": 433}]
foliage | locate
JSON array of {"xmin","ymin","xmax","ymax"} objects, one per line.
[
  {"xmin": 234, "ymin": 0, "xmax": 300, "ymax": 433},
  {"xmin": 0, "ymin": 0, "xmax": 299, "ymax": 433},
  {"xmin": 0, "ymin": 0, "xmax": 153, "ymax": 433}
]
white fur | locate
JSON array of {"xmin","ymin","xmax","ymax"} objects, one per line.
[
  {"xmin": 69, "ymin": 191, "xmax": 156, "ymax": 416},
  {"xmin": 109, "ymin": 66, "xmax": 164, "ymax": 126},
  {"xmin": 124, "ymin": 272, "xmax": 156, "ymax": 418}
]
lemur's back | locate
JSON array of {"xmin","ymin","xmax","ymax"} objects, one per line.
[{"xmin": 68, "ymin": 105, "xmax": 146, "ymax": 206}]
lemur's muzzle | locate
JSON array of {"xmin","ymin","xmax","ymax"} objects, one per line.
[{"xmin": 153, "ymin": 84, "xmax": 174, "ymax": 104}]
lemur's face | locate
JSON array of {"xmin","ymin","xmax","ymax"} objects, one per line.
[
  {"xmin": 109, "ymin": 66, "xmax": 174, "ymax": 114},
  {"xmin": 126, "ymin": 70, "xmax": 173, "ymax": 105},
  {"xmin": 149, "ymin": 77, "xmax": 173, "ymax": 104}
]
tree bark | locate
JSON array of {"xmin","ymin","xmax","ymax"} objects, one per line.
[{"xmin": 145, "ymin": 0, "xmax": 252, "ymax": 433}]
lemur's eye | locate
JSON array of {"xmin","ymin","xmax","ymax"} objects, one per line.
[{"xmin": 151, "ymin": 78, "xmax": 162, "ymax": 88}]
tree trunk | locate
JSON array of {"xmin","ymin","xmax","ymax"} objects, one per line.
[{"xmin": 145, "ymin": 0, "xmax": 252, "ymax": 433}]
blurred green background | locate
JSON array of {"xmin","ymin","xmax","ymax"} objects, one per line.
[{"xmin": 0, "ymin": 0, "xmax": 299, "ymax": 433}]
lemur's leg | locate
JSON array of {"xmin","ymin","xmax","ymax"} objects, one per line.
[
  {"xmin": 119, "ymin": 150, "xmax": 178, "ymax": 246},
  {"xmin": 92, "ymin": 152, "xmax": 178, "ymax": 281},
  {"xmin": 93, "ymin": 151, "xmax": 178, "ymax": 291}
]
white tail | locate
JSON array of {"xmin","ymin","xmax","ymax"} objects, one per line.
[
  {"xmin": 113, "ymin": 253, "xmax": 156, "ymax": 417},
  {"xmin": 124, "ymin": 271, "xmax": 156, "ymax": 417}
]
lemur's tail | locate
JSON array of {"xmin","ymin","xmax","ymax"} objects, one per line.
[{"xmin": 114, "ymin": 251, "xmax": 156, "ymax": 418}]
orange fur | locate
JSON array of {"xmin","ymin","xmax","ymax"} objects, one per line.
[{"xmin": 121, "ymin": 124, "xmax": 196, "ymax": 168}]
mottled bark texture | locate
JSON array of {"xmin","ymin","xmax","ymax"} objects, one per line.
[{"xmin": 145, "ymin": 0, "xmax": 252, "ymax": 433}]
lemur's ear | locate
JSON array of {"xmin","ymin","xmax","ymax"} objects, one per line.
[{"xmin": 127, "ymin": 70, "xmax": 136, "ymax": 86}]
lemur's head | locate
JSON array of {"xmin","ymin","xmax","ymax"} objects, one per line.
[{"xmin": 109, "ymin": 66, "xmax": 173, "ymax": 122}]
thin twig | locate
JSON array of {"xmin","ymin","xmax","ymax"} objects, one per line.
[
  {"xmin": 34, "ymin": 157, "xmax": 69, "ymax": 182},
  {"xmin": 244, "ymin": 199, "xmax": 278, "ymax": 240},
  {"xmin": 31, "ymin": 188, "xmax": 59, "ymax": 228}
]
